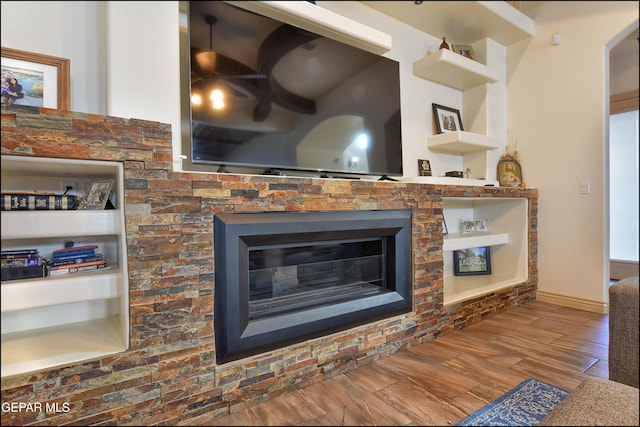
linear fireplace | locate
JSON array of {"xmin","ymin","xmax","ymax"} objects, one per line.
[{"xmin": 213, "ymin": 210, "xmax": 412, "ymax": 363}]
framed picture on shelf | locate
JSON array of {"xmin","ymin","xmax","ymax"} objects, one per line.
[
  {"xmin": 474, "ymin": 218, "xmax": 488, "ymax": 232},
  {"xmin": 432, "ymin": 103, "xmax": 463, "ymax": 134},
  {"xmin": 460, "ymin": 218, "xmax": 476, "ymax": 234},
  {"xmin": 452, "ymin": 44, "xmax": 475, "ymax": 60},
  {"xmin": 1, "ymin": 47, "xmax": 70, "ymax": 110},
  {"xmin": 443, "ymin": 216, "xmax": 449, "ymax": 235},
  {"xmin": 79, "ymin": 180, "xmax": 114, "ymax": 210},
  {"xmin": 417, "ymin": 159, "xmax": 432, "ymax": 176},
  {"xmin": 453, "ymin": 246, "xmax": 492, "ymax": 276}
]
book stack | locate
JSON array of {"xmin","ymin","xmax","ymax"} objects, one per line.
[
  {"xmin": 48, "ymin": 245, "xmax": 107, "ymax": 276},
  {"xmin": 1, "ymin": 249, "xmax": 47, "ymax": 281}
]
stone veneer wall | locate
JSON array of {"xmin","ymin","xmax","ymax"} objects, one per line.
[{"xmin": 0, "ymin": 108, "xmax": 538, "ymax": 426}]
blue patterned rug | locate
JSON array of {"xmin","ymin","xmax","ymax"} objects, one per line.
[{"xmin": 456, "ymin": 378, "xmax": 569, "ymax": 426}]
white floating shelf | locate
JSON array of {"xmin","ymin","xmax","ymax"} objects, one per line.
[
  {"xmin": 413, "ymin": 49, "xmax": 499, "ymax": 90},
  {"xmin": 363, "ymin": 1, "xmax": 534, "ymax": 46},
  {"xmin": 427, "ymin": 131, "xmax": 500, "ymax": 154},
  {"xmin": 226, "ymin": 1, "xmax": 392, "ymax": 54},
  {"xmin": 443, "ymin": 232, "xmax": 509, "ymax": 252}
]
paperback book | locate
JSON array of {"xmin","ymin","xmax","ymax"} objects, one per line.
[
  {"xmin": 1, "ymin": 249, "xmax": 40, "ymax": 258},
  {"xmin": 49, "ymin": 259, "xmax": 106, "ymax": 272},
  {"xmin": 48, "ymin": 262, "xmax": 110, "ymax": 276},
  {"xmin": 51, "ymin": 254, "xmax": 103, "ymax": 266}
]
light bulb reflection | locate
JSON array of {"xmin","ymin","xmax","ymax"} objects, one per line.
[{"xmin": 210, "ymin": 88, "xmax": 225, "ymax": 110}]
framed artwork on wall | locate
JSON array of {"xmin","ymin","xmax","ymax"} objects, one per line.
[
  {"xmin": 1, "ymin": 47, "xmax": 70, "ymax": 110},
  {"xmin": 432, "ymin": 103, "xmax": 463, "ymax": 134}
]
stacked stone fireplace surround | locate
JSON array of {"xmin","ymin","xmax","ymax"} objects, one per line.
[{"xmin": 0, "ymin": 108, "xmax": 538, "ymax": 426}]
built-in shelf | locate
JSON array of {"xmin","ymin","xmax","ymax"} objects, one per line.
[
  {"xmin": 444, "ymin": 272, "xmax": 522, "ymax": 306},
  {"xmin": 444, "ymin": 232, "xmax": 508, "ymax": 252},
  {"xmin": 1, "ymin": 155, "xmax": 129, "ymax": 378},
  {"xmin": 413, "ymin": 49, "xmax": 499, "ymax": 90},
  {"xmin": 443, "ymin": 197, "xmax": 528, "ymax": 306},
  {"xmin": 427, "ymin": 131, "xmax": 500, "ymax": 154},
  {"xmin": 1, "ymin": 316, "xmax": 126, "ymax": 379},
  {"xmin": 1, "ymin": 210, "xmax": 122, "ymax": 239},
  {"xmin": 363, "ymin": 1, "xmax": 535, "ymax": 46}
]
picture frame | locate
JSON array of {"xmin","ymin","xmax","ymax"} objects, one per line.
[
  {"xmin": 497, "ymin": 158, "xmax": 523, "ymax": 187},
  {"xmin": 453, "ymin": 246, "xmax": 492, "ymax": 276},
  {"xmin": 460, "ymin": 218, "xmax": 476, "ymax": 234},
  {"xmin": 432, "ymin": 103, "xmax": 463, "ymax": 134},
  {"xmin": 417, "ymin": 159, "xmax": 432, "ymax": 176},
  {"xmin": 474, "ymin": 218, "xmax": 488, "ymax": 233},
  {"xmin": 452, "ymin": 44, "xmax": 475, "ymax": 60},
  {"xmin": 443, "ymin": 216, "xmax": 449, "ymax": 235},
  {"xmin": 1, "ymin": 47, "xmax": 70, "ymax": 110},
  {"xmin": 79, "ymin": 180, "xmax": 114, "ymax": 210}
]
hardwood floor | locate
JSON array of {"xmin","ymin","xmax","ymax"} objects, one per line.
[{"xmin": 192, "ymin": 301, "xmax": 608, "ymax": 426}]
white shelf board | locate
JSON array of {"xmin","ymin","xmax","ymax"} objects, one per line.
[
  {"xmin": 443, "ymin": 272, "xmax": 527, "ymax": 306},
  {"xmin": 398, "ymin": 176, "xmax": 499, "ymax": 187},
  {"xmin": 427, "ymin": 131, "xmax": 500, "ymax": 154},
  {"xmin": 443, "ymin": 232, "xmax": 508, "ymax": 251},
  {"xmin": 1, "ymin": 316, "xmax": 126, "ymax": 378},
  {"xmin": 413, "ymin": 49, "xmax": 499, "ymax": 90},
  {"xmin": 363, "ymin": 1, "xmax": 534, "ymax": 46},
  {"xmin": 1, "ymin": 210, "xmax": 122, "ymax": 239},
  {"xmin": 1, "ymin": 269, "xmax": 121, "ymax": 312},
  {"xmin": 226, "ymin": 1, "xmax": 392, "ymax": 54}
]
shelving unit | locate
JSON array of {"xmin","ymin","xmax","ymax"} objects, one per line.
[
  {"xmin": 443, "ymin": 197, "xmax": 528, "ymax": 306},
  {"xmin": 362, "ymin": 1, "xmax": 534, "ymax": 185},
  {"xmin": 1, "ymin": 155, "xmax": 129, "ymax": 378}
]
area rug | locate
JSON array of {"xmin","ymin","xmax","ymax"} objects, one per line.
[{"xmin": 456, "ymin": 378, "xmax": 569, "ymax": 426}]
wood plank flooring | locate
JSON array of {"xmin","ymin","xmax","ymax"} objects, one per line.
[{"xmin": 192, "ymin": 301, "xmax": 608, "ymax": 426}]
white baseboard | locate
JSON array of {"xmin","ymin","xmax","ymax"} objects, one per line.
[
  {"xmin": 610, "ymin": 260, "xmax": 639, "ymax": 280},
  {"xmin": 536, "ymin": 291, "xmax": 608, "ymax": 314}
]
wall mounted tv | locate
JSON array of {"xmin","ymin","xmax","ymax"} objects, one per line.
[{"xmin": 179, "ymin": 1, "xmax": 403, "ymax": 178}]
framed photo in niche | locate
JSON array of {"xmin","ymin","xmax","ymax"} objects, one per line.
[
  {"xmin": 79, "ymin": 180, "xmax": 114, "ymax": 210},
  {"xmin": 453, "ymin": 246, "xmax": 492, "ymax": 276},
  {"xmin": 432, "ymin": 103, "xmax": 463, "ymax": 134},
  {"xmin": 452, "ymin": 44, "xmax": 475, "ymax": 60},
  {"xmin": 1, "ymin": 47, "xmax": 70, "ymax": 110}
]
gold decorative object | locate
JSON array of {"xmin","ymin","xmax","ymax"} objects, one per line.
[{"xmin": 498, "ymin": 130, "xmax": 524, "ymax": 188}]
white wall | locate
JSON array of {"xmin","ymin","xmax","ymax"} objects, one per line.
[
  {"xmin": 507, "ymin": 1, "xmax": 638, "ymax": 308},
  {"xmin": 1, "ymin": 1, "xmax": 107, "ymax": 114},
  {"xmin": 2, "ymin": 1, "xmax": 638, "ymax": 309}
]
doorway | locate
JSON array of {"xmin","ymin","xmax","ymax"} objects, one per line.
[{"xmin": 609, "ymin": 27, "xmax": 639, "ymax": 281}]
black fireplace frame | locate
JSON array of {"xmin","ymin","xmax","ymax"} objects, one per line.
[{"xmin": 213, "ymin": 210, "xmax": 413, "ymax": 364}]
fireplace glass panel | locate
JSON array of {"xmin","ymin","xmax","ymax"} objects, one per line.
[{"xmin": 248, "ymin": 239, "xmax": 388, "ymax": 320}]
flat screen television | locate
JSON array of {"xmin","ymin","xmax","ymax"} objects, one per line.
[{"xmin": 180, "ymin": 1, "xmax": 403, "ymax": 178}]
